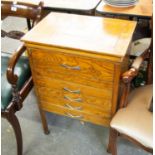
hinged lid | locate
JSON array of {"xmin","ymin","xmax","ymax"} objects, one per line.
[{"xmin": 22, "ymin": 12, "xmax": 136, "ymax": 59}]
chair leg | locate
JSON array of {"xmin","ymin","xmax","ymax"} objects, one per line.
[
  {"xmin": 38, "ymin": 106, "xmax": 49, "ymax": 135},
  {"xmin": 26, "ymin": 19, "xmax": 32, "ymax": 30},
  {"xmin": 107, "ymin": 128, "xmax": 118, "ymax": 155},
  {"xmin": 6, "ymin": 113, "xmax": 22, "ymax": 155}
]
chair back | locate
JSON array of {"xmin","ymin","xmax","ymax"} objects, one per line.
[{"xmin": 1, "ymin": 1, "xmax": 44, "ymax": 27}]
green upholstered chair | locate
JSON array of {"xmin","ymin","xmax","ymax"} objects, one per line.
[{"xmin": 1, "ymin": 1, "xmax": 43, "ymax": 155}]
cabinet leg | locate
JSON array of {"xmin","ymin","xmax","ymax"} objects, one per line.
[{"xmin": 38, "ymin": 106, "xmax": 49, "ymax": 135}]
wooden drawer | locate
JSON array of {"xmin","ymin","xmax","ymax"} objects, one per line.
[
  {"xmin": 36, "ymin": 87, "xmax": 112, "ymax": 117},
  {"xmin": 33, "ymin": 67, "xmax": 113, "ymax": 89},
  {"xmin": 34, "ymin": 77, "xmax": 113, "ymax": 102},
  {"xmin": 37, "ymin": 88, "xmax": 111, "ymax": 110},
  {"xmin": 40, "ymin": 101, "xmax": 111, "ymax": 126},
  {"xmin": 33, "ymin": 67, "xmax": 114, "ymax": 89},
  {"xmin": 28, "ymin": 48, "xmax": 114, "ymax": 85}
]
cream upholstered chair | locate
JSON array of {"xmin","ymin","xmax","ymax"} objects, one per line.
[{"xmin": 107, "ymin": 36, "xmax": 153, "ymax": 154}]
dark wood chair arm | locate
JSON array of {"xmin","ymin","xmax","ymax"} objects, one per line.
[
  {"xmin": 120, "ymin": 65, "xmax": 140, "ymax": 108},
  {"xmin": 119, "ymin": 47, "xmax": 150, "ymax": 108},
  {"xmin": 34, "ymin": 1, "xmax": 44, "ymax": 24},
  {"xmin": 122, "ymin": 66, "xmax": 139, "ymax": 84},
  {"xmin": 122, "ymin": 46, "xmax": 150, "ymax": 84},
  {"xmin": 7, "ymin": 45, "xmax": 27, "ymax": 85}
]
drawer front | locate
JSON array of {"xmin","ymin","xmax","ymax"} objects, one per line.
[
  {"xmin": 37, "ymin": 89, "xmax": 111, "ymax": 111},
  {"xmin": 33, "ymin": 67, "xmax": 113, "ymax": 89},
  {"xmin": 28, "ymin": 48, "xmax": 114, "ymax": 86},
  {"xmin": 36, "ymin": 87, "xmax": 112, "ymax": 117},
  {"xmin": 40, "ymin": 101, "xmax": 111, "ymax": 126},
  {"xmin": 34, "ymin": 76, "xmax": 113, "ymax": 117},
  {"xmin": 34, "ymin": 77, "xmax": 113, "ymax": 102}
]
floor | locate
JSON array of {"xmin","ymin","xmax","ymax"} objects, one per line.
[{"xmin": 1, "ymin": 16, "xmax": 151, "ymax": 155}]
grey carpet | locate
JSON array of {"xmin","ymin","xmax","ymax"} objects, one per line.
[{"xmin": 1, "ymin": 16, "xmax": 26, "ymax": 54}]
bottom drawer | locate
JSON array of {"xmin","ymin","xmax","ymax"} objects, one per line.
[{"xmin": 40, "ymin": 101, "xmax": 111, "ymax": 127}]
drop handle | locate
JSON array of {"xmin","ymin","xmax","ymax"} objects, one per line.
[
  {"xmin": 63, "ymin": 87, "xmax": 80, "ymax": 94},
  {"xmin": 65, "ymin": 103, "xmax": 82, "ymax": 110},
  {"xmin": 66, "ymin": 112, "xmax": 83, "ymax": 119},
  {"xmin": 64, "ymin": 95, "xmax": 82, "ymax": 102},
  {"xmin": 61, "ymin": 64, "xmax": 81, "ymax": 70}
]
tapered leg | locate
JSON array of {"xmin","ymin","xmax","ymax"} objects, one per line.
[
  {"xmin": 107, "ymin": 128, "xmax": 118, "ymax": 155},
  {"xmin": 38, "ymin": 106, "xmax": 49, "ymax": 134},
  {"xmin": 7, "ymin": 113, "xmax": 22, "ymax": 155}
]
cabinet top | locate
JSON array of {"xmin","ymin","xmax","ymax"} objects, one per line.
[{"xmin": 22, "ymin": 12, "xmax": 136, "ymax": 58}]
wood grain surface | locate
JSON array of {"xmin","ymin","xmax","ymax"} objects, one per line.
[
  {"xmin": 23, "ymin": 13, "xmax": 136, "ymax": 127},
  {"xmin": 22, "ymin": 13, "xmax": 136, "ymax": 58},
  {"xmin": 41, "ymin": 101, "xmax": 111, "ymax": 126},
  {"xmin": 96, "ymin": 0, "xmax": 152, "ymax": 18}
]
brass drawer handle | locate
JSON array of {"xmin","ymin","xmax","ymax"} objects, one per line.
[
  {"xmin": 64, "ymin": 95, "xmax": 82, "ymax": 102},
  {"xmin": 63, "ymin": 87, "xmax": 80, "ymax": 94},
  {"xmin": 61, "ymin": 64, "xmax": 81, "ymax": 70},
  {"xmin": 66, "ymin": 112, "xmax": 83, "ymax": 119},
  {"xmin": 65, "ymin": 103, "xmax": 82, "ymax": 110}
]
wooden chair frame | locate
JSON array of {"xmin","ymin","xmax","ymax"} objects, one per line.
[
  {"xmin": 107, "ymin": 36, "xmax": 153, "ymax": 155},
  {"xmin": 1, "ymin": 1, "xmax": 43, "ymax": 155},
  {"xmin": 1, "ymin": 1, "xmax": 44, "ymax": 39}
]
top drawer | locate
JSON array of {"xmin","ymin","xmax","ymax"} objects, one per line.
[{"xmin": 28, "ymin": 48, "xmax": 114, "ymax": 83}]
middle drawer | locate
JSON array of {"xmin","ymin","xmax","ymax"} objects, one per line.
[{"xmin": 34, "ymin": 77, "xmax": 113, "ymax": 108}]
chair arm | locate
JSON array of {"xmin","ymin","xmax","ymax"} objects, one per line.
[
  {"xmin": 35, "ymin": 1, "xmax": 44, "ymax": 24},
  {"xmin": 119, "ymin": 57, "xmax": 143, "ymax": 108},
  {"xmin": 119, "ymin": 47, "xmax": 150, "ymax": 108},
  {"xmin": 122, "ymin": 47, "xmax": 149, "ymax": 84},
  {"xmin": 7, "ymin": 45, "xmax": 26, "ymax": 85},
  {"xmin": 122, "ymin": 68, "xmax": 138, "ymax": 83}
]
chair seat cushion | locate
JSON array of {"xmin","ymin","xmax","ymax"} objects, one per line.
[
  {"xmin": 111, "ymin": 85, "xmax": 153, "ymax": 149},
  {"xmin": 1, "ymin": 54, "xmax": 31, "ymax": 110}
]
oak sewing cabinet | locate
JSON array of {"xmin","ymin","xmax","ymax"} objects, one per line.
[{"xmin": 22, "ymin": 13, "xmax": 136, "ymax": 133}]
